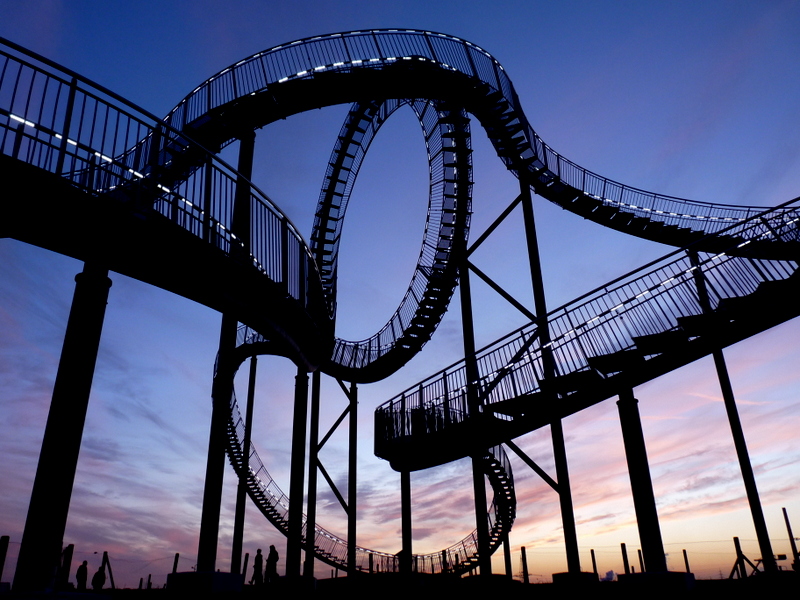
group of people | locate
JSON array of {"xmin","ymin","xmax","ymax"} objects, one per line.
[
  {"xmin": 250, "ymin": 545, "xmax": 279, "ymax": 586},
  {"xmin": 75, "ymin": 560, "xmax": 105, "ymax": 591}
]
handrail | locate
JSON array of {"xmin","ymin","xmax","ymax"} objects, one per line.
[{"xmin": 376, "ymin": 197, "xmax": 800, "ymax": 458}]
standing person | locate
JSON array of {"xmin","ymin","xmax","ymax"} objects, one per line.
[
  {"xmin": 91, "ymin": 566, "xmax": 105, "ymax": 591},
  {"xmin": 251, "ymin": 549, "xmax": 263, "ymax": 586},
  {"xmin": 75, "ymin": 560, "xmax": 88, "ymax": 591},
  {"xmin": 265, "ymin": 545, "xmax": 278, "ymax": 584}
]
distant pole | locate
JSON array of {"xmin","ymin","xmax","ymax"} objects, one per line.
[
  {"xmin": 590, "ymin": 549, "xmax": 598, "ymax": 577},
  {"xmin": 14, "ymin": 262, "xmax": 111, "ymax": 592},
  {"xmin": 733, "ymin": 537, "xmax": 746, "ymax": 578},
  {"xmin": 682, "ymin": 549, "xmax": 690, "ymax": 573},
  {"xmin": 637, "ymin": 549, "xmax": 645, "ymax": 573},
  {"xmin": 0, "ymin": 536, "xmax": 8, "ymax": 582},
  {"xmin": 172, "ymin": 553, "xmax": 180, "ymax": 574},
  {"xmin": 521, "ymin": 546, "xmax": 529, "ymax": 584},
  {"xmin": 784, "ymin": 507, "xmax": 799, "ymax": 571},
  {"xmin": 621, "ymin": 543, "xmax": 630, "ymax": 575}
]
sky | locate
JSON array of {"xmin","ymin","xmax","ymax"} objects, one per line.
[{"xmin": 1, "ymin": 0, "xmax": 800, "ymax": 587}]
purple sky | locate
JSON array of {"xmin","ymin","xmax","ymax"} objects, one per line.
[{"xmin": 1, "ymin": 0, "xmax": 800, "ymax": 586}]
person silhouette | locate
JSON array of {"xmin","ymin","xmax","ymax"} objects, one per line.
[
  {"xmin": 251, "ymin": 548, "xmax": 263, "ymax": 586},
  {"xmin": 75, "ymin": 560, "xmax": 88, "ymax": 591},
  {"xmin": 266, "ymin": 545, "xmax": 278, "ymax": 584},
  {"xmin": 91, "ymin": 566, "xmax": 105, "ymax": 591}
]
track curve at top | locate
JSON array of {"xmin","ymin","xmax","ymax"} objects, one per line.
[{"xmin": 158, "ymin": 29, "xmax": 797, "ymax": 382}]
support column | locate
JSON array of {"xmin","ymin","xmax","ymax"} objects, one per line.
[
  {"xmin": 520, "ymin": 182, "xmax": 581, "ymax": 573},
  {"xmin": 197, "ymin": 132, "xmax": 255, "ymax": 573},
  {"xmin": 286, "ymin": 367, "xmax": 309, "ymax": 577},
  {"xmin": 689, "ymin": 252, "xmax": 776, "ymax": 573},
  {"xmin": 231, "ymin": 356, "xmax": 258, "ymax": 575},
  {"xmin": 197, "ymin": 313, "xmax": 237, "ymax": 572},
  {"xmin": 14, "ymin": 262, "xmax": 111, "ymax": 593},
  {"xmin": 400, "ymin": 470, "xmax": 412, "ymax": 575},
  {"xmin": 503, "ymin": 531, "xmax": 513, "ymax": 578},
  {"xmin": 303, "ymin": 370, "xmax": 321, "ymax": 579},
  {"xmin": 459, "ymin": 258, "xmax": 492, "ymax": 576},
  {"xmin": 616, "ymin": 389, "xmax": 667, "ymax": 572},
  {"xmin": 347, "ymin": 382, "xmax": 357, "ymax": 574}
]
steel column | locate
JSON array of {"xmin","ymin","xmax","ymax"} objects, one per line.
[
  {"xmin": 347, "ymin": 382, "xmax": 357, "ymax": 574},
  {"xmin": 14, "ymin": 262, "xmax": 111, "ymax": 592},
  {"xmin": 616, "ymin": 388, "xmax": 667, "ymax": 572},
  {"xmin": 689, "ymin": 251, "xmax": 776, "ymax": 573},
  {"xmin": 197, "ymin": 313, "xmax": 237, "ymax": 572},
  {"xmin": 231, "ymin": 356, "xmax": 258, "ymax": 574},
  {"xmin": 520, "ymin": 182, "xmax": 581, "ymax": 574},
  {"xmin": 400, "ymin": 470, "xmax": 412, "ymax": 574},
  {"xmin": 459, "ymin": 260, "xmax": 492, "ymax": 575},
  {"xmin": 286, "ymin": 367, "xmax": 309, "ymax": 577},
  {"xmin": 196, "ymin": 132, "xmax": 255, "ymax": 574},
  {"xmin": 303, "ymin": 370, "xmax": 321, "ymax": 579}
]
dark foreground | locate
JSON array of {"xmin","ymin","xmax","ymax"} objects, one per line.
[{"xmin": 4, "ymin": 570, "xmax": 798, "ymax": 600}]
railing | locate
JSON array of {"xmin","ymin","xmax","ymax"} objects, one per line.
[
  {"xmin": 0, "ymin": 38, "xmax": 326, "ymax": 326},
  {"xmin": 227, "ymin": 328, "xmax": 515, "ymax": 574},
  {"xmin": 164, "ymin": 28, "xmax": 777, "ymax": 234},
  {"xmin": 376, "ymin": 199, "xmax": 800, "ymax": 443}
]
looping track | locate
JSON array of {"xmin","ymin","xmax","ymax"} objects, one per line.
[{"xmin": 2, "ymin": 30, "xmax": 799, "ymax": 575}]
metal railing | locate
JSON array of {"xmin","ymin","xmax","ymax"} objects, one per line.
[
  {"xmin": 376, "ymin": 199, "xmax": 800, "ymax": 447},
  {"xmin": 0, "ymin": 39, "xmax": 326, "ymax": 328}
]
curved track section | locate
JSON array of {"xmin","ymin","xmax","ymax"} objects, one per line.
[
  {"xmin": 376, "ymin": 200, "xmax": 800, "ymax": 470},
  {"xmin": 312, "ymin": 98, "xmax": 471, "ymax": 381},
  {"xmin": 0, "ymin": 38, "xmax": 330, "ymax": 369},
  {"xmin": 157, "ymin": 28, "xmax": 800, "ymax": 380},
  {"xmin": 223, "ymin": 329, "xmax": 515, "ymax": 574}
]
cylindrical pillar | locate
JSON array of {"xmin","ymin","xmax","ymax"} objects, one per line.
[
  {"xmin": 400, "ymin": 470, "xmax": 412, "ymax": 575},
  {"xmin": 521, "ymin": 546, "xmax": 529, "ymax": 584},
  {"xmin": 617, "ymin": 388, "xmax": 667, "ymax": 572},
  {"xmin": 347, "ymin": 382, "xmax": 358, "ymax": 574},
  {"xmin": 14, "ymin": 263, "xmax": 111, "ymax": 592},
  {"xmin": 286, "ymin": 367, "xmax": 309, "ymax": 577},
  {"xmin": 304, "ymin": 370, "xmax": 322, "ymax": 579},
  {"xmin": 197, "ymin": 313, "xmax": 238, "ymax": 572}
]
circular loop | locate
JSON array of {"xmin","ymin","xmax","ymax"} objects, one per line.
[{"xmin": 312, "ymin": 99, "xmax": 472, "ymax": 382}]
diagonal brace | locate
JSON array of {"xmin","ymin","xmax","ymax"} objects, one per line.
[{"xmin": 506, "ymin": 439, "xmax": 558, "ymax": 492}]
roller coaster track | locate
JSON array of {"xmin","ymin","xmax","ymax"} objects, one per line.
[{"xmin": 2, "ymin": 30, "xmax": 799, "ymax": 575}]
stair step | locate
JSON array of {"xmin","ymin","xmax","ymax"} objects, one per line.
[
  {"xmin": 587, "ymin": 349, "xmax": 646, "ymax": 375},
  {"xmin": 633, "ymin": 329, "xmax": 690, "ymax": 355}
]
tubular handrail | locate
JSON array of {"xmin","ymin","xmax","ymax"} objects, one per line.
[
  {"xmin": 376, "ymin": 198, "xmax": 800, "ymax": 453},
  {"xmin": 224, "ymin": 348, "xmax": 515, "ymax": 573},
  {"xmin": 0, "ymin": 40, "xmax": 328, "ymax": 351}
]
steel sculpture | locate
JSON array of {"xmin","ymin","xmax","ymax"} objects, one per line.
[{"xmin": 2, "ymin": 28, "xmax": 799, "ymax": 588}]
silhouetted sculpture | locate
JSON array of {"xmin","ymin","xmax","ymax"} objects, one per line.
[
  {"xmin": 266, "ymin": 545, "xmax": 278, "ymax": 583},
  {"xmin": 251, "ymin": 548, "xmax": 263, "ymax": 586},
  {"xmin": 75, "ymin": 561, "xmax": 88, "ymax": 591},
  {"xmin": 91, "ymin": 566, "xmax": 105, "ymax": 591}
]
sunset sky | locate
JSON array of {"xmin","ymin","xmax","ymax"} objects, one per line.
[{"xmin": 2, "ymin": 0, "xmax": 800, "ymax": 587}]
